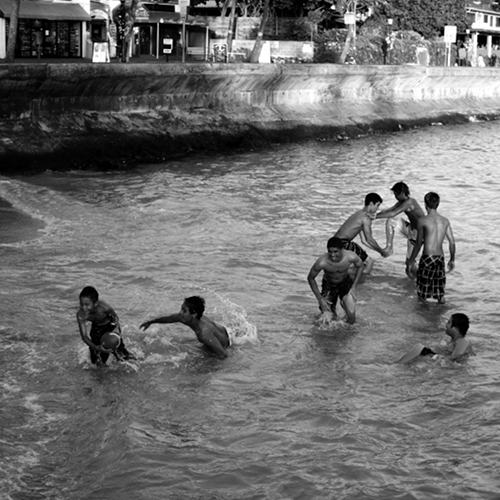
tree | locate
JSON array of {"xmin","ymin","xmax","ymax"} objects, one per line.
[
  {"xmin": 226, "ymin": 0, "xmax": 237, "ymax": 57},
  {"xmin": 5, "ymin": 0, "xmax": 21, "ymax": 61},
  {"xmin": 385, "ymin": 0, "xmax": 467, "ymax": 39},
  {"xmin": 112, "ymin": 0, "xmax": 139, "ymax": 62},
  {"xmin": 328, "ymin": 0, "xmax": 388, "ymax": 62},
  {"xmin": 249, "ymin": 0, "xmax": 271, "ymax": 61}
]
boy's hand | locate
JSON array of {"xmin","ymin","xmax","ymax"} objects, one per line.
[
  {"xmin": 140, "ymin": 321, "xmax": 151, "ymax": 331},
  {"xmin": 319, "ymin": 298, "xmax": 331, "ymax": 313},
  {"xmin": 94, "ymin": 344, "xmax": 113, "ymax": 354}
]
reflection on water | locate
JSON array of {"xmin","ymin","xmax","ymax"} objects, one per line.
[{"xmin": 1, "ymin": 120, "xmax": 500, "ymax": 499}]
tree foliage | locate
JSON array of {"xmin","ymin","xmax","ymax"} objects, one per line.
[{"xmin": 385, "ymin": 0, "xmax": 468, "ymax": 39}]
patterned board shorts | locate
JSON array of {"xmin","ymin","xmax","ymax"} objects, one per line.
[
  {"xmin": 339, "ymin": 239, "xmax": 368, "ymax": 262},
  {"xmin": 321, "ymin": 275, "xmax": 353, "ymax": 311},
  {"xmin": 416, "ymin": 255, "xmax": 445, "ymax": 300}
]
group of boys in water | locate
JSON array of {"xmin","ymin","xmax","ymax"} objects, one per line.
[{"xmin": 76, "ymin": 182, "xmax": 472, "ymax": 364}]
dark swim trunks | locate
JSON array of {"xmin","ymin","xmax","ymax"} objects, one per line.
[
  {"xmin": 338, "ymin": 239, "xmax": 368, "ymax": 262},
  {"xmin": 416, "ymin": 254, "xmax": 446, "ymax": 301},
  {"xmin": 401, "ymin": 220, "xmax": 417, "ymax": 246},
  {"xmin": 89, "ymin": 321, "xmax": 132, "ymax": 365},
  {"xmin": 321, "ymin": 275, "xmax": 353, "ymax": 312},
  {"xmin": 420, "ymin": 346, "xmax": 436, "ymax": 356}
]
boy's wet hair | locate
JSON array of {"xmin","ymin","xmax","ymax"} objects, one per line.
[
  {"xmin": 184, "ymin": 296, "xmax": 205, "ymax": 319},
  {"xmin": 424, "ymin": 191, "xmax": 440, "ymax": 209},
  {"xmin": 327, "ymin": 236, "xmax": 343, "ymax": 249},
  {"xmin": 451, "ymin": 313, "xmax": 470, "ymax": 336},
  {"xmin": 80, "ymin": 286, "xmax": 99, "ymax": 303},
  {"xmin": 364, "ymin": 192, "xmax": 383, "ymax": 206},
  {"xmin": 391, "ymin": 182, "xmax": 410, "ymax": 196}
]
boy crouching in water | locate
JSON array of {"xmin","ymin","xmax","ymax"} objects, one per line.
[
  {"xmin": 77, "ymin": 286, "xmax": 134, "ymax": 365},
  {"xmin": 398, "ymin": 312, "xmax": 473, "ymax": 364}
]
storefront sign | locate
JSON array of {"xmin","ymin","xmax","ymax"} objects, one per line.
[
  {"xmin": 178, "ymin": 0, "xmax": 189, "ymax": 19},
  {"xmin": 444, "ymin": 25, "xmax": 457, "ymax": 44},
  {"xmin": 92, "ymin": 42, "xmax": 110, "ymax": 63}
]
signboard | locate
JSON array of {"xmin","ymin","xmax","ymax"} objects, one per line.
[
  {"xmin": 178, "ymin": 0, "xmax": 189, "ymax": 19},
  {"xmin": 344, "ymin": 13, "xmax": 355, "ymax": 25},
  {"xmin": 92, "ymin": 42, "xmax": 110, "ymax": 63},
  {"xmin": 213, "ymin": 43, "xmax": 227, "ymax": 62},
  {"xmin": 444, "ymin": 25, "xmax": 457, "ymax": 44},
  {"xmin": 162, "ymin": 38, "xmax": 173, "ymax": 54}
]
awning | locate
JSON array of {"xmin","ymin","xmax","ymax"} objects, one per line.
[
  {"xmin": 135, "ymin": 7, "xmax": 207, "ymax": 26},
  {"xmin": 0, "ymin": 0, "xmax": 90, "ymax": 21},
  {"xmin": 91, "ymin": 9, "xmax": 108, "ymax": 20},
  {"xmin": 91, "ymin": 0, "xmax": 108, "ymax": 20}
]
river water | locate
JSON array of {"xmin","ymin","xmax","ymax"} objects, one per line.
[{"xmin": 1, "ymin": 120, "xmax": 500, "ymax": 499}]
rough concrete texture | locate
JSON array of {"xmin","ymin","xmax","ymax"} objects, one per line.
[{"xmin": 1, "ymin": 62, "xmax": 500, "ymax": 171}]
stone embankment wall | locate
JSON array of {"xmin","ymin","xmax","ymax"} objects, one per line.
[{"xmin": 1, "ymin": 62, "xmax": 500, "ymax": 170}]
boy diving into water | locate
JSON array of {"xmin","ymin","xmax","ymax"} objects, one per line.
[
  {"xmin": 76, "ymin": 286, "xmax": 134, "ymax": 365},
  {"xmin": 140, "ymin": 296, "xmax": 232, "ymax": 359}
]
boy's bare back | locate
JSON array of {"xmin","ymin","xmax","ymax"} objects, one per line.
[{"xmin": 420, "ymin": 213, "xmax": 451, "ymax": 255}]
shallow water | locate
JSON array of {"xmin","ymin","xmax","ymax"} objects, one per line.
[{"xmin": 1, "ymin": 120, "xmax": 500, "ymax": 499}]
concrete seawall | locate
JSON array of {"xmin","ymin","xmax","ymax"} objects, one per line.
[{"xmin": 1, "ymin": 63, "xmax": 500, "ymax": 170}]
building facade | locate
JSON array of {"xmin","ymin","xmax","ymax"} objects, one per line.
[
  {"xmin": 466, "ymin": 2, "xmax": 500, "ymax": 64},
  {"xmin": 0, "ymin": 0, "xmax": 91, "ymax": 59}
]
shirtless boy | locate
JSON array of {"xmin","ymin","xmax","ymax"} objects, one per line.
[
  {"xmin": 334, "ymin": 193, "xmax": 393, "ymax": 273},
  {"xmin": 76, "ymin": 286, "xmax": 134, "ymax": 365},
  {"xmin": 140, "ymin": 296, "xmax": 231, "ymax": 359},
  {"xmin": 397, "ymin": 313, "xmax": 473, "ymax": 363},
  {"xmin": 376, "ymin": 182, "xmax": 425, "ymax": 274},
  {"xmin": 406, "ymin": 192, "xmax": 456, "ymax": 304},
  {"xmin": 307, "ymin": 236, "xmax": 364, "ymax": 324}
]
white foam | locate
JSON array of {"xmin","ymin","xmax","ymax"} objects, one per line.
[{"xmin": 211, "ymin": 291, "xmax": 259, "ymax": 345}]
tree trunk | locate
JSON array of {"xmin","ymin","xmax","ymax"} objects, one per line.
[
  {"xmin": 249, "ymin": 0, "xmax": 270, "ymax": 63},
  {"xmin": 220, "ymin": 0, "xmax": 231, "ymax": 18},
  {"xmin": 225, "ymin": 0, "xmax": 237, "ymax": 59},
  {"xmin": 112, "ymin": 0, "xmax": 139, "ymax": 62},
  {"xmin": 6, "ymin": 0, "xmax": 21, "ymax": 62},
  {"xmin": 339, "ymin": 24, "xmax": 355, "ymax": 63},
  {"xmin": 122, "ymin": 0, "xmax": 139, "ymax": 62}
]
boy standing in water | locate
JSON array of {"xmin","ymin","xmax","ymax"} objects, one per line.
[
  {"xmin": 398, "ymin": 313, "xmax": 473, "ymax": 363},
  {"xmin": 140, "ymin": 296, "xmax": 232, "ymax": 359},
  {"xmin": 333, "ymin": 192, "xmax": 393, "ymax": 274},
  {"xmin": 406, "ymin": 192, "xmax": 455, "ymax": 304},
  {"xmin": 77, "ymin": 286, "xmax": 134, "ymax": 365},
  {"xmin": 307, "ymin": 236, "xmax": 364, "ymax": 324},
  {"xmin": 375, "ymin": 181, "xmax": 425, "ymax": 276}
]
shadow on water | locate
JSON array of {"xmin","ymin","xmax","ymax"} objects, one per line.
[{"xmin": 0, "ymin": 197, "xmax": 45, "ymax": 244}]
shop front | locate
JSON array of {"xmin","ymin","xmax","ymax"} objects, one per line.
[
  {"xmin": 128, "ymin": 4, "xmax": 209, "ymax": 61},
  {"xmin": 0, "ymin": 0, "xmax": 90, "ymax": 59}
]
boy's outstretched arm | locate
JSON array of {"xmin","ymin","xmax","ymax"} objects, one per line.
[
  {"xmin": 140, "ymin": 313, "xmax": 182, "ymax": 331},
  {"xmin": 76, "ymin": 311, "xmax": 102, "ymax": 352},
  {"xmin": 376, "ymin": 201, "xmax": 404, "ymax": 219},
  {"xmin": 361, "ymin": 218, "xmax": 387, "ymax": 256}
]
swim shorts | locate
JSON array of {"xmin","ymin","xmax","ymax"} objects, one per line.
[
  {"xmin": 400, "ymin": 219, "xmax": 417, "ymax": 246},
  {"xmin": 338, "ymin": 239, "xmax": 368, "ymax": 262},
  {"xmin": 89, "ymin": 321, "xmax": 131, "ymax": 364},
  {"xmin": 321, "ymin": 275, "xmax": 353, "ymax": 311},
  {"xmin": 420, "ymin": 346, "xmax": 436, "ymax": 356},
  {"xmin": 416, "ymin": 254, "xmax": 446, "ymax": 301}
]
